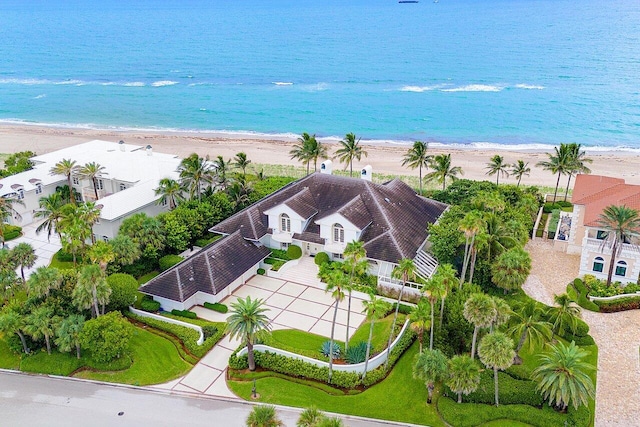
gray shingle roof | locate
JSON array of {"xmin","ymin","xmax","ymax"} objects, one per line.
[
  {"xmin": 212, "ymin": 173, "xmax": 448, "ymax": 263},
  {"xmin": 139, "ymin": 231, "xmax": 270, "ymax": 302}
]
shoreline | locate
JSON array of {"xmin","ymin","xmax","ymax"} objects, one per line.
[{"xmin": 1, "ymin": 124, "xmax": 640, "ymax": 188}]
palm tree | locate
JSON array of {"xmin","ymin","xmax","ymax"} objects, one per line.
[
  {"xmin": 55, "ymin": 314, "xmax": 85, "ymax": 359},
  {"xmin": 434, "ymin": 263, "xmax": 457, "ymax": 328},
  {"xmin": 0, "ymin": 196, "xmax": 24, "ymax": 246},
  {"xmin": 361, "ymin": 295, "xmax": 391, "ymax": 379},
  {"xmin": 342, "ymin": 240, "xmax": 367, "ymax": 350},
  {"xmin": 0, "ymin": 307, "xmax": 30, "ymax": 353},
  {"xmin": 108, "ymin": 234, "xmax": 141, "ymax": 267},
  {"xmin": 35, "ymin": 192, "xmax": 65, "ymax": 241},
  {"xmin": 27, "ymin": 266, "xmax": 62, "ymax": 299},
  {"xmin": 402, "ymin": 141, "xmax": 431, "ymax": 195},
  {"xmin": 246, "ymin": 405, "xmax": 283, "ymax": 427},
  {"xmin": 178, "ymin": 153, "xmax": 214, "ymax": 200},
  {"xmin": 233, "ymin": 152, "xmax": 252, "ymax": 177},
  {"xmin": 596, "ymin": 205, "xmax": 640, "ymax": 286},
  {"xmin": 409, "ymin": 299, "xmax": 431, "ymax": 353},
  {"xmin": 425, "ymin": 153, "xmax": 463, "ymax": 190},
  {"xmin": 547, "ymin": 293, "xmax": 581, "ymax": 336},
  {"xmin": 296, "ymin": 407, "xmax": 325, "ymax": 427},
  {"xmin": 154, "ymin": 178, "xmax": 184, "ymax": 209},
  {"xmin": 316, "ymin": 417, "xmax": 343, "ymax": 427},
  {"xmin": 563, "ymin": 143, "xmax": 592, "ymax": 201},
  {"xmin": 447, "ymin": 354, "xmax": 482, "ymax": 403},
  {"xmin": 25, "ymin": 305, "xmax": 57, "ymax": 354},
  {"xmin": 510, "ymin": 160, "xmax": 530, "ymax": 187},
  {"xmin": 88, "ymin": 241, "xmax": 115, "ymax": 273},
  {"xmin": 422, "ymin": 276, "xmax": 445, "ymax": 351},
  {"xmin": 290, "ymin": 133, "xmax": 327, "ymax": 175},
  {"xmin": 78, "ymin": 162, "xmax": 106, "ymax": 201},
  {"xmin": 458, "ymin": 211, "xmax": 484, "ymax": 286},
  {"xmin": 483, "ymin": 213, "xmax": 518, "ymax": 262},
  {"xmin": 11, "ymin": 242, "xmax": 36, "ymax": 284},
  {"xmin": 334, "ymin": 132, "xmax": 367, "ymax": 177},
  {"xmin": 413, "ymin": 348, "xmax": 448, "ymax": 404},
  {"xmin": 463, "ymin": 293, "xmax": 497, "ymax": 359},
  {"xmin": 308, "ymin": 136, "xmax": 328, "ymax": 173},
  {"xmin": 536, "ymin": 144, "xmax": 571, "ymax": 203},
  {"xmin": 227, "ymin": 296, "xmax": 271, "ymax": 371},
  {"xmin": 532, "ymin": 341, "xmax": 595, "ymax": 411},
  {"xmin": 491, "ymin": 247, "xmax": 532, "ymax": 294},
  {"xmin": 50, "ymin": 158, "xmax": 79, "ymax": 204},
  {"xmin": 478, "ymin": 332, "xmax": 515, "ymax": 407},
  {"xmin": 213, "ymin": 155, "xmax": 231, "ymax": 191},
  {"xmin": 77, "ymin": 202, "xmax": 102, "ymax": 244},
  {"xmin": 385, "ymin": 258, "xmax": 417, "ymax": 369},
  {"xmin": 74, "ymin": 264, "xmax": 110, "ymax": 318},
  {"xmin": 325, "ymin": 269, "xmax": 347, "ymax": 382},
  {"xmin": 507, "ymin": 300, "xmax": 552, "ymax": 363},
  {"xmin": 485, "ymin": 155, "xmax": 509, "ymax": 185},
  {"xmin": 490, "ymin": 296, "xmax": 512, "ymax": 333}
]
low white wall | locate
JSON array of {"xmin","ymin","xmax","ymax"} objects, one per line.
[
  {"xmin": 589, "ymin": 292, "xmax": 640, "ymax": 302},
  {"xmin": 237, "ymin": 319, "xmax": 411, "ymax": 375},
  {"xmin": 266, "ymin": 258, "xmax": 299, "ymax": 278},
  {"xmin": 129, "ymin": 307, "xmax": 204, "ymax": 345}
]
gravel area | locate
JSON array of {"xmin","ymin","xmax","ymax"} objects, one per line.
[{"xmin": 523, "ymin": 240, "xmax": 640, "ymax": 427}]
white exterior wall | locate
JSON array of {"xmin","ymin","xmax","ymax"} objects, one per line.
[
  {"xmin": 92, "ymin": 201, "xmax": 169, "ymax": 241},
  {"xmin": 265, "ymin": 205, "xmax": 305, "ymax": 234},
  {"xmin": 578, "ymin": 232, "xmax": 640, "ymax": 285},
  {"xmin": 567, "ymin": 204, "xmax": 586, "ymax": 255},
  {"xmin": 316, "ymin": 212, "xmax": 360, "ymax": 243},
  {"xmin": 7, "ymin": 182, "xmax": 60, "ymax": 226}
]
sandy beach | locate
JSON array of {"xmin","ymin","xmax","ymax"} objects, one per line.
[{"xmin": 1, "ymin": 124, "xmax": 639, "ymax": 189}]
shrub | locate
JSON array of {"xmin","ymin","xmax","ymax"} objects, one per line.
[
  {"xmin": 570, "ymin": 278, "xmax": 600, "ymax": 312},
  {"xmin": 202, "ymin": 325, "xmax": 218, "ymax": 339},
  {"xmin": 314, "ymin": 252, "xmax": 330, "ymax": 266},
  {"xmin": 121, "ymin": 256, "xmax": 158, "ymax": 278},
  {"xmin": 345, "ymin": 342, "xmax": 368, "ymax": 364},
  {"xmin": 320, "ymin": 341, "xmax": 342, "ymax": 359},
  {"xmin": 3, "ymin": 225, "xmax": 22, "ymax": 241},
  {"xmin": 392, "ymin": 302, "xmax": 414, "ymax": 315},
  {"xmin": 140, "ymin": 298, "xmax": 161, "ymax": 312},
  {"xmin": 263, "ymin": 258, "xmax": 285, "ymax": 271},
  {"xmin": 269, "ymin": 248, "xmax": 289, "ymax": 260},
  {"xmin": 257, "ymin": 268, "xmax": 266, "ymax": 275},
  {"xmin": 573, "ymin": 318, "xmax": 589, "ymax": 337},
  {"xmin": 80, "ymin": 312, "xmax": 132, "ymax": 363},
  {"xmin": 171, "ymin": 309, "xmax": 198, "ymax": 319},
  {"xmin": 594, "ymin": 295, "xmax": 640, "ymax": 312},
  {"xmin": 547, "ymin": 209, "xmax": 560, "ymax": 235},
  {"xmin": 562, "ymin": 333, "xmax": 596, "ymax": 346},
  {"xmin": 543, "ymin": 202, "xmax": 561, "ymax": 213},
  {"xmin": 286, "ymin": 245, "xmax": 302, "ymax": 260},
  {"xmin": 159, "ymin": 254, "xmax": 183, "ymax": 272},
  {"xmin": 203, "ymin": 302, "xmax": 228, "ymax": 313},
  {"xmin": 229, "ymin": 351, "xmax": 249, "ymax": 370},
  {"xmin": 106, "ymin": 273, "xmax": 139, "ymax": 311},
  {"xmin": 447, "ymin": 369, "xmax": 543, "ymax": 406},
  {"xmin": 557, "ymin": 200, "xmax": 572, "ymax": 208},
  {"xmin": 56, "ymin": 250, "xmax": 75, "ymax": 262}
]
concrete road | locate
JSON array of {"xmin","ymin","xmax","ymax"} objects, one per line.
[{"xmin": 0, "ymin": 371, "xmax": 419, "ymax": 427}]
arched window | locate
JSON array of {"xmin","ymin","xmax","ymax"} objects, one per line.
[
  {"xmin": 592, "ymin": 256, "xmax": 604, "ymax": 273},
  {"xmin": 615, "ymin": 260, "xmax": 627, "ymax": 277},
  {"xmin": 280, "ymin": 213, "xmax": 290, "ymax": 232},
  {"xmin": 332, "ymin": 223, "xmax": 344, "ymax": 243}
]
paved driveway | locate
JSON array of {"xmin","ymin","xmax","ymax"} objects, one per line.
[{"xmin": 6, "ymin": 222, "xmax": 61, "ymax": 278}]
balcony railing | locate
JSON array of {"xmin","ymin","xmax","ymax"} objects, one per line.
[{"xmin": 584, "ymin": 238, "xmax": 639, "ymax": 255}]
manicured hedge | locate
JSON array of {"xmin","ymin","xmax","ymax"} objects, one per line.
[
  {"xmin": 159, "ymin": 254, "xmax": 183, "ymax": 272},
  {"xmin": 171, "ymin": 309, "xmax": 198, "ymax": 319},
  {"xmin": 594, "ymin": 295, "xmax": 640, "ymax": 312},
  {"xmin": 286, "ymin": 245, "xmax": 302, "ymax": 260},
  {"xmin": 140, "ymin": 298, "xmax": 161, "ymax": 312},
  {"xmin": 257, "ymin": 268, "xmax": 266, "ymax": 275},
  {"xmin": 203, "ymin": 302, "xmax": 228, "ymax": 313},
  {"xmin": 569, "ymin": 279, "xmax": 600, "ymax": 312},
  {"xmin": 3, "ymin": 224, "xmax": 22, "ymax": 241},
  {"xmin": 445, "ymin": 369, "xmax": 543, "ymax": 406},
  {"xmin": 314, "ymin": 252, "xmax": 330, "ymax": 266}
]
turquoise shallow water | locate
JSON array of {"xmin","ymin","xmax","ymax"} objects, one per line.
[{"xmin": 0, "ymin": 0, "xmax": 639, "ymax": 149}]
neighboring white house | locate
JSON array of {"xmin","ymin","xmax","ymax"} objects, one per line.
[
  {"xmin": 566, "ymin": 174, "xmax": 640, "ymax": 285},
  {"xmin": 0, "ymin": 140, "xmax": 182, "ymax": 241}
]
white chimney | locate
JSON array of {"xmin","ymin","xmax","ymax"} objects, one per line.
[
  {"xmin": 119, "ymin": 140, "xmax": 126, "ymax": 152},
  {"xmin": 146, "ymin": 145, "xmax": 153, "ymax": 156},
  {"xmin": 361, "ymin": 165, "xmax": 372, "ymax": 181},
  {"xmin": 320, "ymin": 160, "xmax": 333, "ymax": 174}
]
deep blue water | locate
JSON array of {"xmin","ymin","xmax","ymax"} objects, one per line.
[{"xmin": 1, "ymin": 0, "xmax": 639, "ymax": 149}]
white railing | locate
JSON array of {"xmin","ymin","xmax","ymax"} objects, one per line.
[
  {"xmin": 584, "ymin": 238, "xmax": 639, "ymax": 255},
  {"xmin": 236, "ymin": 320, "xmax": 411, "ymax": 375},
  {"xmin": 129, "ymin": 307, "xmax": 204, "ymax": 345},
  {"xmin": 377, "ymin": 275, "xmax": 423, "ymax": 292}
]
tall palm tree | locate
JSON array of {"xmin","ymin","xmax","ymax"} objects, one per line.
[
  {"xmin": 361, "ymin": 295, "xmax": 390, "ymax": 379},
  {"xmin": 478, "ymin": 331, "xmax": 515, "ymax": 407},
  {"xmin": 532, "ymin": 341, "xmax": 595, "ymax": 411},
  {"xmin": 413, "ymin": 348, "xmax": 448, "ymax": 404},
  {"xmin": 77, "ymin": 202, "xmax": 101, "ymax": 244},
  {"xmin": 213, "ymin": 155, "xmax": 231, "ymax": 191},
  {"xmin": 290, "ymin": 133, "xmax": 313, "ymax": 175},
  {"xmin": 489, "ymin": 296, "xmax": 512, "ymax": 333},
  {"xmin": 463, "ymin": 292, "xmax": 497, "ymax": 359},
  {"xmin": 307, "ymin": 136, "xmax": 328, "ymax": 173},
  {"xmin": 547, "ymin": 293, "xmax": 581, "ymax": 336},
  {"xmin": 25, "ymin": 305, "xmax": 57, "ymax": 354},
  {"xmin": 11, "ymin": 242, "xmax": 37, "ymax": 284},
  {"xmin": 409, "ymin": 299, "xmax": 431, "ymax": 354},
  {"xmin": 0, "ymin": 307, "xmax": 30, "ymax": 353},
  {"xmin": 50, "ymin": 158, "xmax": 79, "ymax": 204},
  {"xmin": 483, "ymin": 213, "xmax": 518, "ymax": 262},
  {"xmin": 425, "ymin": 153, "xmax": 463, "ymax": 190},
  {"xmin": 55, "ymin": 314, "xmax": 85, "ymax": 359},
  {"xmin": 78, "ymin": 162, "xmax": 106, "ymax": 201},
  {"xmin": 227, "ymin": 296, "xmax": 271, "ymax": 371},
  {"xmin": 402, "ymin": 141, "xmax": 431, "ymax": 195},
  {"xmin": 178, "ymin": 153, "xmax": 214, "ymax": 200},
  {"xmin": 447, "ymin": 354, "xmax": 482, "ymax": 403},
  {"xmin": 563, "ymin": 143, "xmax": 592, "ymax": 201},
  {"xmin": 27, "ymin": 266, "xmax": 62, "ymax": 299},
  {"xmin": 154, "ymin": 178, "xmax": 184, "ymax": 209},
  {"xmin": 334, "ymin": 132, "xmax": 367, "ymax": 177},
  {"xmin": 510, "ymin": 160, "xmax": 530, "ymax": 187},
  {"xmin": 74, "ymin": 264, "xmax": 111, "ymax": 318},
  {"xmin": 491, "ymin": 247, "xmax": 532, "ymax": 294},
  {"xmin": 485, "ymin": 155, "xmax": 509, "ymax": 185},
  {"xmin": 35, "ymin": 192, "xmax": 65, "ymax": 241},
  {"xmin": 88, "ymin": 241, "xmax": 115, "ymax": 273},
  {"xmin": 434, "ymin": 263, "xmax": 457, "ymax": 328},
  {"xmin": 507, "ymin": 300, "xmax": 552, "ymax": 363},
  {"xmin": 596, "ymin": 205, "xmax": 640, "ymax": 286},
  {"xmin": 342, "ymin": 240, "xmax": 367, "ymax": 350},
  {"xmin": 422, "ymin": 275, "xmax": 445, "ymax": 351},
  {"xmin": 536, "ymin": 144, "xmax": 571, "ymax": 203},
  {"xmin": 246, "ymin": 405, "xmax": 283, "ymax": 427},
  {"xmin": 458, "ymin": 211, "xmax": 484, "ymax": 286},
  {"xmin": 385, "ymin": 258, "xmax": 417, "ymax": 369},
  {"xmin": 325, "ymin": 269, "xmax": 347, "ymax": 382},
  {"xmin": 0, "ymin": 196, "xmax": 24, "ymax": 246},
  {"xmin": 233, "ymin": 152, "xmax": 252, "ymax": 178}
]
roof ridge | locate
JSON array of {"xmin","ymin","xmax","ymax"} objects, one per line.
[
  {"xmin": 175, "ymin": 269, "xmax": 184, "ymax": 302},
  {"xmin": 363, "ymin": 180, "xmax": 406, "ymax": 259}
]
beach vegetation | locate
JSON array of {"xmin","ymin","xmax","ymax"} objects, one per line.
[
  {"xmin": 0, "ymin": 151, "xmax": 35, "ymax": 178},
  {"xmin": 510, "ymin": 160, "xmax": 530, "ymax": 187},
  {"xmin": 401, "ymin": 140, "xmax": 431, "ymax": 195},
  {"xmin": 178, "ymin": 153, "xmax": 215, "ymax": 201},
  {"xmin": 536, "ymin": 144, "xmax": 571, "ymax": 203},
  {"xmin": 290, "ymin": 133, "xmax": 328, "ymax": 175},
  {"xmin": 425, "ymin": 153, "xmax": 463, "ymax": 190},
  {"xmin": 485, "ymin": 155, "xmax": 509, "ymax": 185},
  {"xmin": 334, "ymin": 132, "xmax": 368, "ymax": 177}
]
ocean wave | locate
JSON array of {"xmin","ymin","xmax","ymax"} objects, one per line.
[
  {"xmin": 400, "ymin": 85, "xmax": 441, "ymax": 92},
  {"xmin": 0, "ymin": 78, "xmax": 54, "ymax": 85},
  {"xmin": 33, "ymin": 94, "xmax": 46, "ymax": 99},
  {"xmin": 272, "ymin": 82, "xmax": 293, "ymax": 86},
  {"xmin": 441, "ymin": 84, "xmax": 503, "ymax": 92},
  {"xmin": 54, "ymin": 79, "xmax": 84, "ymax": 85},
  {"xmin": 151, "ymin": 80, "xmax": 179, "ymax": 87},
  {"xmin": 515, "ymin": 83, "xmax": 545, "ymax": 90},
  {"xmin": 123, "ymin": 82, "xmax": 146, "ymax": 87}
]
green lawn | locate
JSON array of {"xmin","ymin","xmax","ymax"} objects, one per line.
[
  {"xmin": 137, "ymin": 271, "xmax": 160, "ymax": 284},
  {"xmin": 0, "ymin": 334, "xmax": 21, "ymax": 370},
  {"xmin": 74, "ymin": 326, "xmax": 192, "ymax": 385},
  {"xmin": 49, "ymin": 250, "xmax": 77, "ymax": 270},
  {"xmin": 348, "ymin": 314, "xmax": 402, "ymax": 354}
]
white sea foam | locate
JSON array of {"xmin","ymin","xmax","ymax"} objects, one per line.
[
  {"xmin": 55, "ymin": 79, "xmax": 84, "ymax": 85},
  {"xmin": 272, "ymin": 82, "xmax": 293, "ymax": 86},
  {"xmin": 123, "ymin": 82, "xmax": 146, "ymax": 87},
  {"xmin": 0, "ymin": 78, "xmax": 53, "ymax": 85},
  {"xmin": 515, "ymin": 83, "xmax": 545, "ymax": 90},
  {"xmin": 33, "ymin": 94, "xmax": 46, "ymax": 99},
  {"xmin": 441, "ymin": 84, "xmax": 503, "ymax": 92},
  {"xmin": 400, "ymin": 85, "xmax": 441, "ymax": 92},
  {"xmin": 151, "ymin": 80, "xmax": 178, "ymax": 87}
]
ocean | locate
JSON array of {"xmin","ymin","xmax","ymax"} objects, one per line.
[{"xmin": 0, "ymin": 0, "xmax": 638, "ymax": 150}]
